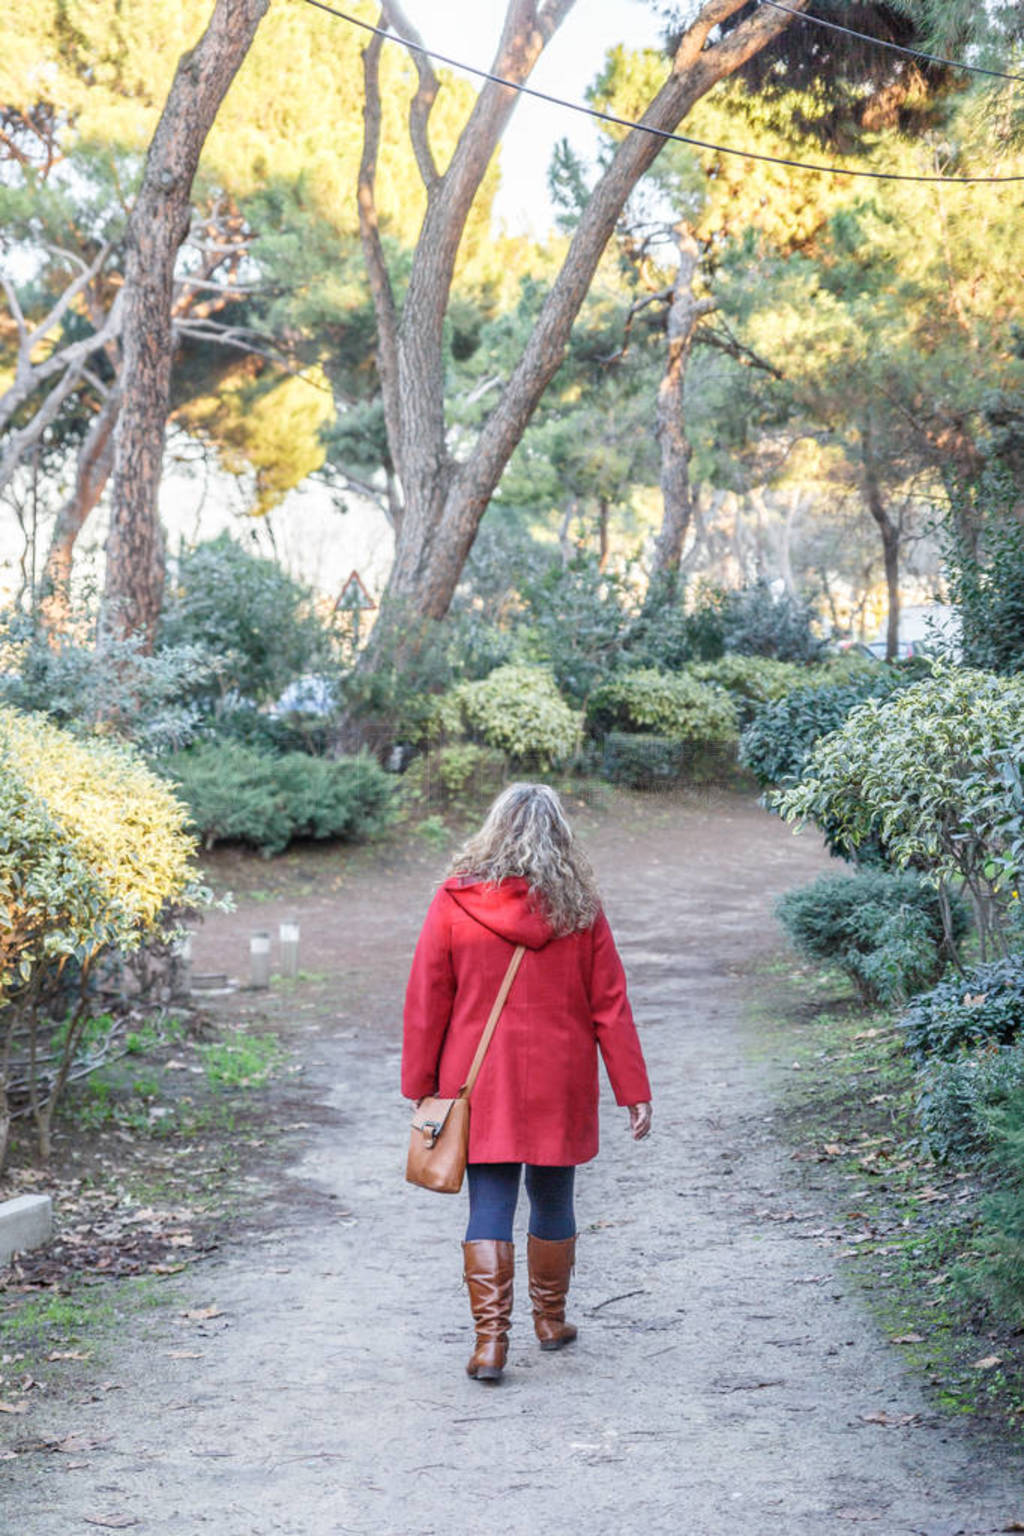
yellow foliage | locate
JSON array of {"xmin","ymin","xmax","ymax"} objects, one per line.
[
  {"xmin": 175, "ymin": 366, "xmax": 334, "ymax": 514},
  {"xmin": 0, "ymin": 707, "xmax": 195, "ymax": 938}
]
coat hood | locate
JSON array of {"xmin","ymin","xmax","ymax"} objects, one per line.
[{"xmin": 443, "ymin": 876, "xmax": 555, "ymax": 950}]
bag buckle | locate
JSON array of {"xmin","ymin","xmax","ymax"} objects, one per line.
[{"xmin": 420, "ymin": 1121, "xmax": 441, "ymax": 1147}]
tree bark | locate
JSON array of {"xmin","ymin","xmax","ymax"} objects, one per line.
[
  {"xmin": 650, "ymin": 223, "xmax": 713, "ymax": 583},
  {"xmin": 38, "ymin": 386, "xmax": 121, "ymax": 634},
  {"xmin": 861, "ymin": 419, "xmax": 900, "ymax": 662},
  {"xmin": 101, "ymin": 0, "xmax": 268, "ymax": 650},
  {"xmin": 354, "ymin": 0, "xmax": 807, "ymax": 686}
]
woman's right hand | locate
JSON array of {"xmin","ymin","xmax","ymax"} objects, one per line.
[{"xmin": 628, "ymin": 1102, "xmax": 652, "ymax": 1141}]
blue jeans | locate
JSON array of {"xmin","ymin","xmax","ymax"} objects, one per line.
[{"xmin": 465, "ymin": 1161, "xmax": 576, "ymax": 1243}]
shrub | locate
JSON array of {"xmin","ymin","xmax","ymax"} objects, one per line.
[
  {"xmin": 776, "ymin": 869, "xmax": 966, "ymax": 1006},
  {"xmin": 775, "ymin": 668, "xmax": 1024, "ymax": 955},
  {"xmin": 0, "ymin": 707, "xmax": 195, "ymax": 1164},
  {"xmin": 586, "ymin": 667, "xmax": 738, "ymax": 749},
  {"xmin": 601, "ymin": 732, "xmax": 689, "ymax": 789},
  {"xmin": 915, "ymin": 1043, "xmax": 1024, "ymax": 1162},
  {"xmin": 164, "ymin": 741, "xmax": 394, "ymax": 855},
  {"xmin": 739, "ymin": 669, "xmax": 903, "ymax": 788},
  {"xmin": 688, "ymin": 655, "xmax": 809, "ymax": 724},
  {"xmin": 900, "ymin": 955, "xmax": 1024, "ymax": 1063},
  {"xmin": 0, "ymin": 608, "xmax": 214, "ymax": 752},
  {"xmin": 623, "ymin": 578, "xmax": 727, "ymax": 670},
  {"xmin": 720, "ymin": 581, "xmax": 825, "ymax": 663},
  {"xmin": 160, "ymin": 533, "xmax": 331, "ymax": 704},
  {"xmin": 966, "ymin": 1090, "xmax": 1024, "ymax": 1325},
  {"xmin": 520, "ymin": 557, "xmax": 629, "ymax": 704},
  {"xmin": 400, "ymin": 743, "xmax": 507, "ymax": 809},
  {"xmin": 945, "ymin": 511, "xmax": 1024, "ymax": 675},
  {"xmin": 448, "ymin": 665, "xmax": 580, "ymax": 768}
]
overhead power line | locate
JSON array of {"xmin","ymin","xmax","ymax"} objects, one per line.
[
  {"xmin": 299, "ymin": 0, "xmax": 1024, "ymax": 185},
  {"xmin": 760, "ymin": 1, "xmax": 1024, "ymax": 87}
]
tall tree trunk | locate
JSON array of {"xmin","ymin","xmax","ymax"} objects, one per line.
[
  {"xmin": 353, "ymin": 0, "xmax": 808, "ymax": 695},
  {"xmin": 861, "ymin": 420, "xmax": 900, "ymax": 662},
  {"xmin": 650, "ymin": 223, "xmax": 712, "ymax": 584},
  {"xmin": 101, "ymin": 0, "xmax": 268, "ymax": 650},
  {"xmin": 39, "ymin": 386, "xmax": 121, "ymax": 634}
]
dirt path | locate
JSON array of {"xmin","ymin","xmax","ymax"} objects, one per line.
[{"xmin": 5, "ymin": 791, "xmax": 1023, "ymax": 1535}]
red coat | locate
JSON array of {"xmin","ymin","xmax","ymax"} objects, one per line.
[{"xmin": 402, "ymin": 876, "xmax": 651, "ymax": 1165}]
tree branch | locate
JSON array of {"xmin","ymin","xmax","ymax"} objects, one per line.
[
  {"xmin": 380, "ymin": 0, "xmax": 439, "ymax": 189},
  {"xmin": 0, "ymin": 288, "xmax": 123, "ymax": 436},
  {"xmin": 0, "ymin": 361, "xmax": 86, "ymax": 498}
]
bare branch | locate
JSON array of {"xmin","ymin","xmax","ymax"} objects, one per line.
[
  {"xmin": 0, "ymin": 288, "xmax": 123, "ymax": 436},
  {"xmin": 380, "ymin": 0, "xmax": 440, "ymax": 189},
  {"xmin": 695, "ymin": 321, "xmax": 783, "ymax": 379},
  {"xmin": 23, "ymin": 241, "xmax": 113, "ymax": 357},
  {"xmin": 0, "ymin": 362, "xmax": 86, "ymax": 498}
]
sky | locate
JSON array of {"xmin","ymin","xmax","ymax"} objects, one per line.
[{"xmin": 398, "ymin": 0, "xmax": 665, "ymax": 233}]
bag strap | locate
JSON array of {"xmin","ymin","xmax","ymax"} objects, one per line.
[{"xmin": 460, "ymin": 944, "xmax": 526, "ymax": 1100}]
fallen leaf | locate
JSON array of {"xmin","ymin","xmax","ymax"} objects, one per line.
[
  {"xmin": 164, "ymin": 1350, "xmax": 204, "ymax": 1360},
  {"xmin": 858, "ymin": 1410, "xmax": 919, "ymax": 1427},
  {"xmin": 891, "ymin": 1333, "xmax": 924, "ymax": 1344},
  {"xmin": 823, "ymin": 1143, "xmax": 845, "ymax": 1156},
  {"xmin": 963, "ymin": 992, "xmax": 988, "ymax": 1006},
  {"xmin": 55, "ymin": 1433, "xmax": 112, "ymax": 1454},
  {"xmin": 181, "ymin": 1305, "xmax": 223, "ymax": 1321},
  {"xmin": 1001, "ymin": 1521, "xmax": 1024, "ymax": 1531},
  {"xmin": 47, "ymin": 1350, "xmax": 89, "ymax": 1362},
  {"xmin": 83, "ymin": 1516, "xmax": 140, "ymax": 1529},
  {"xmin": 0, "ymin": 1401, "xmax": 27, "ymax": 1415},
  {"xmin": 971, "ymin": 1354, "xmax": 1002, "ymax": 1370}
]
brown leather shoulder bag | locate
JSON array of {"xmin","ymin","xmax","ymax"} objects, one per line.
[{"xmin": 405, "ymin": 944, "xmax": 525, "ymax": 1194}]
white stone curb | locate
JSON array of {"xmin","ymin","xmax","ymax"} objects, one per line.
[{"xmin": 0, "ymin": 1193, "xmax": 53, "ymax": 1266}]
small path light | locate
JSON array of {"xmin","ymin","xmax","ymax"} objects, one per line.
[
  {"xmin": 279, "ymin": 918, "xmax": 300, "ymax": 980},
  {"xmin": 249, "ymin": 930, "xmax": 271, "ymax": 990}
]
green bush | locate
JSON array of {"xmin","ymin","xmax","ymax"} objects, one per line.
[
  {"xmin": 966, "ymin": 1089, "xmax": 1024, "ymax": 1325},
  {"xmin": 900, "ymin": 955, "xmax": 1024, "ymax": 1063},
  {"xmin": 160, "ymin": 533, "xmax": 331, "ymax": 704},
  {"xmin": 401, "ymin": 742, "xmax": 507, "ymax": 809},
  {"xmin": 601, "ymin": 732, "xmax": 689, "ymax": 789},
  {"xmin": 945, "ymin": 511, "xmax": 1024, "ymax": 676},
  {"xmin": 720, "ymin": 581, "xmax": 825, "ymax": 663},
  {"xmin": 776, "ymin": 869, "xmax": 966, "ymax": 1006},
  {"xmin": 448, "ymin": 665, "xmax": 580, "ymax": 768},
  {"xmin": 688, "ymin": 655, "xmax": 809, "ymax": 724},
  {"xmin": 739, "ymin": 669, "xmax": 904, "ymax": 788},
  {"xmin": 776, "ymin": 668, "xmax": 1024, "ymax": 955},
  {"xmin": 915, "ymin": 1043, "xmax": 1024, "ymax": 1161},
  {"xmin": 586, "ymin": 668, "xmax": 738, "ymax": 750},
  {"xmin": 164, "ymin": 742, "xmax": 394, "ymax": 855}
]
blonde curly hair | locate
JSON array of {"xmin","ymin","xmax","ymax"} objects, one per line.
[{"xmin": 447, "ymin": 783, "xmax": 600, "ymax": 935}]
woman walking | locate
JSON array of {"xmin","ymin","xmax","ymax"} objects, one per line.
[{"xmin": 402, "ymin": 783, "xmax": 652, "ymax": 1383}]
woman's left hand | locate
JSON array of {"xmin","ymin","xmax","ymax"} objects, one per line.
[{"xmin": 628, "ymin": 1102, "xmax": 652, "ymax": 1141}]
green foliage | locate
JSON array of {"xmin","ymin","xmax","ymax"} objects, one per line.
[
  {"xmin": 447, "ymin": 666, "xmax": 580, "ymax": 769},
  {"xmin": 966, "ymin": 1090, "xmax": 1024, "ymax": 1327},
  {"xmin": 720, "ymin": 581, "xmax": 826, "ymax": 662},
  {"xmin": 0, "ymin": 609, "xmax": 215, "ymax": 752},
  {"xmin": 689, "ymin": 655, "xmax": 809, "ymax": 724},
  {"xmin": 739, "ymin": 668, "xmax": 903, "ymax": 788},
  {"xmin": 601, "ymin": 732, "xmax": 689, "ymax": 789},
  {"xmin": 775, "ymin": 668, "xmax": 1024, "ymax": 953},
  {"xmin": 400, "ymin": 743, "xmax": 507, "ymax": 810},
  {"xmin": 945, "ymin": 512, "xmax": 1024, "ymax": 676},
  {"xmin": 164, "ymin": 742, "xmax": 393, "ymax": 855},
  {"xmin": 900, "ymin": 956, "xmax": 1024, "ymax": 1063},
  {"xmin": 624, "ymin": 580, "xmax": 727, "ymax": 671},
  {"xmin": 776, "ymin": 869, "xmax": 963, "ymax": 1006},
  {"xmin": 520, "ymin": 557, "xmax": 629, "ymax": 704},
  {"xmin": 586, "ymin": 668, "xmax": 738, "ymax": 749},
  {"xmin": 160, "ymin": 534, "xmax": 331, "ymax": 705},
  {"xmin": 915, "ymin": 1044, "xmax": 1024, "ymax": 1163}
]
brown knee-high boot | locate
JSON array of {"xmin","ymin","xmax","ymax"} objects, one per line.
[
  {"xmin": 527, "ymin": 1234, "xmax": 578, "ymax": 1351},
  {"xmin": 462, "ymin": 1240, "xmax": 515, "ymax": 1381}
]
